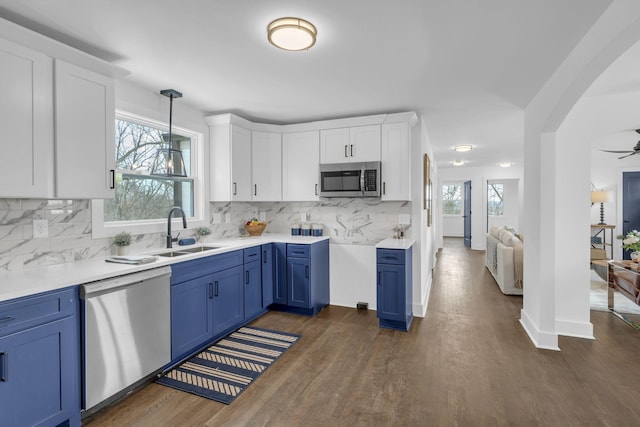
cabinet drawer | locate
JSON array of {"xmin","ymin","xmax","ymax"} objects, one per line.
[
  {"xmin": 244, "ymin": 246, "xmax": 261, "ymax": 263},
  {"xmin": 377, "ymin": 249, "xmax": 405, "ymax": 265},
  {"xmin": 0, "ymin": 287, "xmax": 76, "ymax": 336},
  {"xmin": 171, "ymin": 250, "xmax": 243, "ymax": 284},
  {"xmin": 287, "ymin": 244, "xmax": 310, "ymax": 258}
]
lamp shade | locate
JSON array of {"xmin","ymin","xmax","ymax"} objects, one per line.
[{"xmin": 591, "ymin": 190, "xmax": 610, "ymax": 203}]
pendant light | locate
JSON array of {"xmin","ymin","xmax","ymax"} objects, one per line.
[{"xmin": 151, "ymin": 89, "xmax": 187, "ymax": 177}]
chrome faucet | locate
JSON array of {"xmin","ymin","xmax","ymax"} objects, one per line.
[{"xmin": 166, "ymin": 206, "xmax": 187, "ymax": 248}]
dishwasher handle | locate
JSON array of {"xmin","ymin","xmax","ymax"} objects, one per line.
[{"xmin": 80, "ymin": 266, "xmax": 172, "ymax": 299}]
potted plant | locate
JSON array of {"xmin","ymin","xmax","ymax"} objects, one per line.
[
  {"xmin": 619, "ymin": 230, "xmax": 640, "ymax": 262},
  {"xmin": 196, "ymin": 226, "xmax": 212, "ymax": 242},
  {"xmin": 114, "ymin": 231, "xmax": 132, "ymax": 256}
]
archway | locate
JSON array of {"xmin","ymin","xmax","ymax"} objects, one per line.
[{"xmin": 520, "ymin": 1, "xmax": 640, "ymax": 350}]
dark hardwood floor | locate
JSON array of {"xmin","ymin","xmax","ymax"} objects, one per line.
[{"xmin": 84, "ymin": 238, "xmax": 640, "ymax": 426}]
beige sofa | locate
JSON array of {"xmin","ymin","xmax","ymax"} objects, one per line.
[{"xmin": 485, "ymin": 226, "xmax": 523, "ymax": 295}]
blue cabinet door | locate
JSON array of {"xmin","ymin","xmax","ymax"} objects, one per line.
[
  {"xmin": 287, "ymin": 257, "xmax": 311, "ymax": 308},
  {"xmin": 273, "ymin": 242, "xmax": 288, "ymax": 305},
  {"xmin": 244, "ymin": 260, "xmax": 262, "ymax": 320},
  {"xmin": 170, "ymin": 275, "xmax": 212, "ymax": 360},
  {"xmin": 376, "ymin": 263, "xmax": 405, "ymax": 321},
  {"xmin": 261, "ymin": 244, "xmax": 274, "ymax": 307},
  {"xmin": 212, "ymin": 265, "xmax": 244, "ymax": 336},
  {"xmin": 0, "ymin": 316, "xmax": 79, "ymax": 427}
]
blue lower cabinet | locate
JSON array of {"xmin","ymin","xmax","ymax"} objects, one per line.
[
  {"xmin": 376, "ymin": 247, "xmax": 412, "ymax": 331},
  {"xmin": 261, "ymin": 244, "xmax": 274, "ymax": 307},
  {"xmin": 0, "ymin": 288, "xmax": 80, "ymax": 427},
  {"xmin": 272, "ymin": 239, "xmax": 329, "ymax": 316},
  {"xmin": 170, "ymin": 275, "xmax": 213, "ymax": 360},
  {"xmin": 211, "ymin": 265, "xmax": 244, "ymax": 336},
  {"xmin": 244, "ymin": 259, "xmax": 263, "ymax": 320}
]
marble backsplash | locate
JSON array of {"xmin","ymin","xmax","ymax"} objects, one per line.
[{"xmin": 0, "ymin": 198, "xmax": 411, "ymax": 271}]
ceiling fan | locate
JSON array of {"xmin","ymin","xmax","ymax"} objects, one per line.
[{"xmin": 601, "ymin": 129, "xmax": 640, "ymax": 159}]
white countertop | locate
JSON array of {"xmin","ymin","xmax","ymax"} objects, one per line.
[
  {"xmin": 0, "ymin": 234, "xmax": 329, "ymax": 303},
  {"xmin": 375, "ymin": 238, "xmax": 415, "ymax": 250}
]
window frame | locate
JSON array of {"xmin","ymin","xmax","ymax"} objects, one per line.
[{"xmin": 92, "ymin": 110, "xmax": 207, "ymax": 239}]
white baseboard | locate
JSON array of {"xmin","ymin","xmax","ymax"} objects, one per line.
[
  {"xmin": 519, "ymin": 309, "xmax": 560, "ymax": 351},
  {"xmin": 413, "ymin": 273, "xmax": 432, "ymax": 318},
  {"xmin": 555, "ymin": 319, "xmax": 594, "ymax": 340}
]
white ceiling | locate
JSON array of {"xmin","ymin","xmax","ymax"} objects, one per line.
[{"xmin": 0, "ymin": 0, "xmax": 615, "ymax": 168}]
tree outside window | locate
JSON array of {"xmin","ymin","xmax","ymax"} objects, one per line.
[
  {"xmin": 104, "ymin": 118, "xmax": 194, "ymax": 222},
  {"xmin": 488, "ymin": 183, "xmax": 504, "ymax": 216},
  {"xmin": 442, "ymin": 184, "xmax": 462, "ymax": 215}
]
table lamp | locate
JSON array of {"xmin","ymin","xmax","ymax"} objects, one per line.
[{"xmin": 591, "ymin": 190, "xmax": 610, "ymax": 225}]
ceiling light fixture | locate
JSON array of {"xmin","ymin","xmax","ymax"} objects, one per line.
[
  {"xmin": 499, "ymin": 162, "xmax": 512, "ymax": 168},
  {"xmin": 267, "ymin": 17, "xmax": 317, "ymax": 51},
  {"xmin": 151, "ymin": 89, "xmax": 187, "ymax": 177},
  {"xmin": 453, "ymin": 144, "xmax": 473, "ymax": 152},
  {"xmin": 452, "ymin": 160, "xmax": 465, "ymax": 166}
]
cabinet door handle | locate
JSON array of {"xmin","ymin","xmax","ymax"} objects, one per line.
[
  {"xmin": 0, "ymin": 352, "xmax": 7, "ymax": 382},
  {"xmin": 350, "ymin": 144, "xmax": 354, "ymax": 157},
  {"xmin": 215, "ymin": 281, "xmax": 219, "ymax": 297},
  {"xmin": 344, "ymin": 145, "xmax": 348, "ymax": 158},
  {"xmin": 246, "ymin": 270, "xmax": 250, "ymax": 284},
  {"xmin": 0, "ymin": 316, "xmax": 14, "ymax": 324},
  {"xmin": 208, "ymin": 282, "xmax": 213, "ymax": 299},
  {"xmin": 233, "ymin": 182, "xmax": 237, "ymax": 196},
  {"xmin": 109, "ymin": 169, "xmax": 115, "ymax": 189},
  {"xmin": 254, "ymin": 184, "xmax": 257, "ymax": 196},
  {"xmin": 383, "ymin": 182, "xmax": 386, "ymax": 195},
  {"xmin": 263, "ymin": 250, "xmax": 268, "ymax": 263},
  {"xmin": 305, "ymin": 265, "xmax": 309, "ymax": 279},
  {"xmin": 315, "ymin": 183, "xmax": 318, "ymax": 196}
]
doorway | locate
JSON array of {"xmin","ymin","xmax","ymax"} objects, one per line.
[
  {"xmin": 463, "ymin": 181, "xmax": 471, "ymax": 248},
  {"xmin": 486, "ymin": 179, "xmax": 520, "ymax": 232}
]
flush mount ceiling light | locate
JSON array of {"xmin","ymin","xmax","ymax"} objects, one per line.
[
  {"xmin": 498, "ymin": 162, "xmax": 512, "ymax": 168},
  {"xmin": 267, "ymin": 17, "xmax": 317, "ymax": 51},
  {"xmin": 452, "ymin": 160, "xmax": 465, "ymax": 166},
  {"xmin": 453, "ymin": 144, "xmax": 473, "ymax": 152}
]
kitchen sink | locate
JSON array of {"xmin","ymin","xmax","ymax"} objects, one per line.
[{"xmin": 155, "ymin": 246, "xmax": 222, "ymax": 257}]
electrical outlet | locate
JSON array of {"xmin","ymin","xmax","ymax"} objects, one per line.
[
  {"xmin": 259, "ymin": 212, "xmax": 266, "ymax": 222},
  {"xmin": 225, "ymin": 213, "xmax": 231, "ymax": 223},
  {"xmin": 300, "ymin": 212, "xmax": 307, "ymax": 222},
  {"xmin": 33, "ymin": 219, "xmax": 48, "ymax": 238},
  {"xmin": 398, "ymin": 214, "xmax": 411, "ymax": 225},
  {"xmin": 212, "ymin": 213, "xmax": 221, "ymax": 224}
]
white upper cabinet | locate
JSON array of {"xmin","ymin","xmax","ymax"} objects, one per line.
[
  {"xmin": 210, "ymin": 122, "xmax": 252, "ymax": 202},
  {"xmin": 320, "ymin": 125, "xmax": 381, "ymax": 164},
  {"xmin": 282, "ymin": 131, "xmax": 319, "ymax": 201},
  {"xmin": 252, "ymin": 131, "xmax": 282, "ymax": 201},
  {"xmin": 54, "ymin": 60, "xmax": 115, "ymax": 199},
  {"xmin": 0, "ymin": 39, "xmax": 54, "ymax": 198},
  {"xmin": 381, "ymin": 122, "xmax": 412, "ymax": 201}
]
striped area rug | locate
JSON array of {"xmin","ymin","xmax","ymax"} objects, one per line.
[{"xmin": 156, "ymin": 326, "xmax": 300, "ymax": 404}]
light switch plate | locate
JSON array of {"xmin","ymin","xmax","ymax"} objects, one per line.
[
  {"xmin": 398, "ymin": 214, "xmax": 411, "ymax": 225},
  {"xmin": 212, "ymin": 213, "xmax": 221, "ymax": 224},
  {"xmin": 300, "ymin": 212, "xmax": 307, "ymax": 222},
  {"xmin": 259, "ymin": 212, "xmax": 266, "ymax": 222},
  {"xmin": 33, "ymin": 219, "xmax": 48, "ymax": 238}
]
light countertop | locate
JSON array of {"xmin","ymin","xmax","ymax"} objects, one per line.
[
  {"xmin": 375, "ymin": 238, "xmax": 415, "ymax": 250},
  {"xmin": 0, "ymin": 234, "xmax": 329, "ymax": 303}
]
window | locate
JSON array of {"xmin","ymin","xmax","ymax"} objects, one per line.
[
  {"xmin": 92, "ymin": 111, "xmax": 205, "ymax": 238},
  {"xmin": 488, "ymin": 183, "xmax": 504, "ymax": 216},
  {"xmin": 442, "ymin": 184, "xmax": 462, "ymax": 215},
  {"xmin": 105, "ymin": 118, "xmax": 193, "ymax": 221}
]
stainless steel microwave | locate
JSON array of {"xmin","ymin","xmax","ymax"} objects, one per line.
[{"xmin": 318, "ymin": 161, "xmax": 381, "ymax": 198}]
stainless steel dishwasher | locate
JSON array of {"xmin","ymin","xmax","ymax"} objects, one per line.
[{"xmin": 80, "ymin": 266, "xmax": 171, "ymax": 412}]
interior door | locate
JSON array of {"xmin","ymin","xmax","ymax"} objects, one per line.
[
  {"xmin": 622, "ymin": 171, "xmax": 640, "ymax": 259},
  {"xmin": 464, "ymin": 181, "xmax": 472, "ymax": 248}
]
